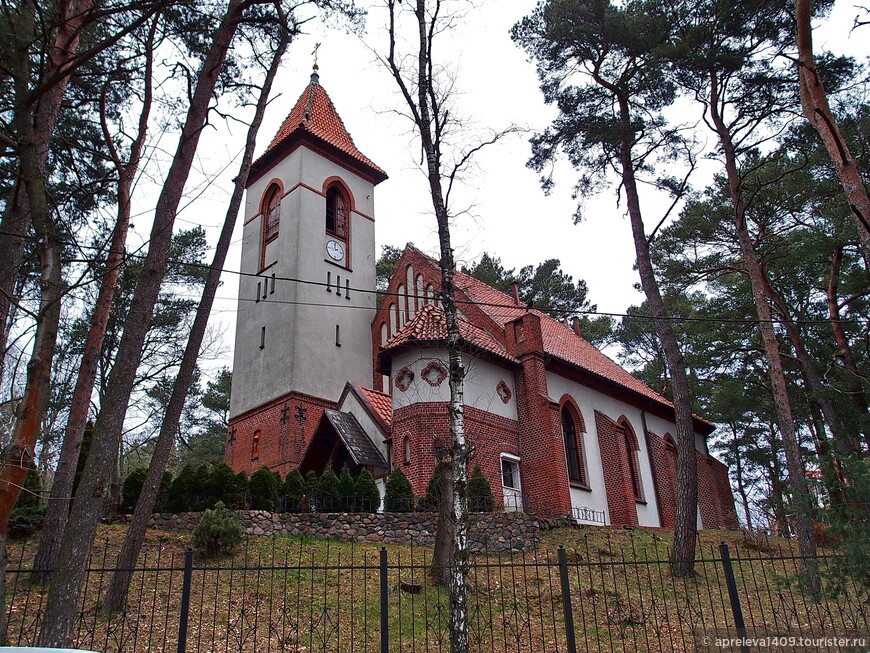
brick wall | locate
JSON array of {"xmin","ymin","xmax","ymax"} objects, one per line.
[
  {"xmin": 594, "ymin": 411, "xmax": 639, "ymax": 527},
  {"xmin": 390, "ymin": 402, "xmax": 520, "ymax": 504},
  {"xmin": 227, "ymin": 391, "xmax": 335, "ymax": 477},
  {"xmin": 709, "ymin": 457, "xmax": 739, "ymax": 529},
  {"xmin": 506, "ymin": 313, "xmax": 573, "ymax": 518},
  {"xmin": 647, "ymin": 434, "xmax": 677, "ymax": 529}
]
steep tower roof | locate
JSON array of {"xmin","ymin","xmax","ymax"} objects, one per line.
[{"xmin": 248, "ymin": 73, "xmax": 388, "ymax": 186}]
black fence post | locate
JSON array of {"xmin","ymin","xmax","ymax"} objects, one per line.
[
  {"xmin": 380, "ymin": 547, "xmax": 388, "ymax": 653},
  {"xmin": 557, "ymin": 546, "xmax": 578, "ymax": 653},
  {"xmin": 718, "ymin": 542, "xmax": 750, "ymax": 653},
  {"xmin": 177, "ymin": 548, "xmax": 194, "ymax": 653}
]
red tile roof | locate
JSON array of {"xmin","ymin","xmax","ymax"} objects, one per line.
[
  {"xmin": 399, "ymin": 246, "xmax": 680, "ymax": 414},
  {"xmin": 382, "ymin": 304, "xmax": 519, "ymax": 365},
  {"xmin": 355, "ymin": 384, "xmax": 393, "ymax": 430},
  {"xmin": 259, "ymin": 74, "xmax": 387, "ymax": 183}
]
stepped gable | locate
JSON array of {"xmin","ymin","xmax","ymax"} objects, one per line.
[
  {"xmin": 251, "ymin": 73, "xmax": 387, "ymax": 184},
  {"xmin": 379, "ymin": 304, "xmax": 519, "ymax": 366}
]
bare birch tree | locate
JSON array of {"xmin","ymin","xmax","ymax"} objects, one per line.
[{"xmin": 381, "ymin": 1, "xmax": 516, "ymax": 649}]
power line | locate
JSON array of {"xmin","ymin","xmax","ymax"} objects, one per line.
[{"xmin": 5, "ymin": 228, "xmax": 870, "ymax": 327}]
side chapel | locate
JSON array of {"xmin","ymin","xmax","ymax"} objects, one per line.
[{"xmin": 226, "ymin": 71, "xmax": 738, "ymax": 529}]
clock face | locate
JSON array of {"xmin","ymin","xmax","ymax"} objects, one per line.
[{"xmin": 326, "ymin": 239, "xmax": 345, "ymax": 261}]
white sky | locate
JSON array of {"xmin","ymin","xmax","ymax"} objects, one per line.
[{"xmin": 161, "ymin": 0, "xmax": 866, "ymax": 369}]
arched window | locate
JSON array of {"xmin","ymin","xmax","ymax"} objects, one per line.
[
  {"xmin": 619, "ymin": 418, "xmax": 644, "ymax": 501},
  {"xmin": 251, "ymin": 430, "xmax": 261, "ymax": 459},
  {"xmin": 561, "ymin": 406, "xmax": 587, "ymax": 486},
  {"xmin": 263, "ymin": 186, "xmax": 281, "ymax": 244},
  {"xmin": 326, "ymin": 184, "xmax": 348, "ymax": 239}
]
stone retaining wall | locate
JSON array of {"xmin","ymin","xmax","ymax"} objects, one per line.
[{"xmin": 140, "ymin": 510, "xmax": 582, "ymax": 551}]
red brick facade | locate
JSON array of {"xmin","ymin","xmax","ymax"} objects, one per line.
[
  {"xmin": 230, "ymin": 233, "xmax": 739, "ymax": 530},
  {"xmin": 227, "ymin": 391, "xmax": 335, "ymax": 477},
  {"xmin": 391, "ymin": 403, "xmax": 520, "ymax": 500}
]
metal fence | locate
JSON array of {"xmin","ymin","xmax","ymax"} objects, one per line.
[{"xmin": 5, "ymin": 535, "xmax": 868, "ymax": 652}]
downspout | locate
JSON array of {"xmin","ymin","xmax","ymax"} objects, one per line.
[{"xmin": 641, "ymin": 410, "xmax": 666, "ymax": 528}]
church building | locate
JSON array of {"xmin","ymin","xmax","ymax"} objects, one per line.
[{"xmin": 226, "ymin": 71, "xmax": 738, "ymax": 530}]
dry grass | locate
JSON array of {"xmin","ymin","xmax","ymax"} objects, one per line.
[{"xmin": 4, "ymin": 524, "xmax": 867, "ymax": 652}]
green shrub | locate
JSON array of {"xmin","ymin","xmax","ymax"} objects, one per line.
[
  {"xmin": 249, "ymin": 465, "xmax": 280, "ymax": 510},
  {"xmin": 169, "ymin": 463, "xmax": 199, "ymax": 512},
  {"xmin": 354, "ymin": 469, "xmax": 381, "ymax": 512},
  {"xmin": 206, "ymin": 462, "xmax": 247, "ymax": 509},
  {"xmin": 192, "ymin": 501, "xmax": 244, "ymax": 557},
  {"xmin": 122, "ymin": 467, "xmax": 148, "ymax": 514},
  {"xmin": 337, "ymin": 464, "xmax": 355, "ymax": 511},
  {"xmin": 155, "ymin": 471, "xmax": 173, "ymax": 513},
  {"xmin": 318, "ymin": 468, "xmax": 339, "ymax": 509},
  {"xmin": 384, "ymin": 468, "xmax": 413, "ymax": 512},
  {"xmin": 304, "ymin": 470, "xmax": 320, "ymax": 500},
  {"xmin": 418, "ymin": 462, "xmax": 448, "ymax": 511},
  {"xmin": 468, "ymin": 466, "xmax": 495, "ymax": 512},
  {"xmin": 282, "ymin": 468, "xmax": 305, "ymax": 511}
]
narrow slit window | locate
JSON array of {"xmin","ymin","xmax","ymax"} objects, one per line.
[
  {"xmin": 336, "ymin": 276, "xmax": 342, "ymax": 297},
  {"xmin": 255, "ymin": 282, "xmax": 261, "ymax": 303},
  {"xmin": 326, "ymin": 271, "xmax": 332, "ymax": 292},
  {"xmin": 259, "ymin": 326, "xmax": 265, "ymax": 350},
  {"xmin": 345, "ymin": 279, "xmax": 350, "ymax": 300},
  {"xmin": 335, "ymin": 324, "xmax": 341, "ymax": 347},
  {"xmin": 270, "ymin": 273, "xmax": 275, "ymax": 294}
]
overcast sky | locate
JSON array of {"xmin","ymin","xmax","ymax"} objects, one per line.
[{"xmin": 160, "ymin": 0, "xmax": 866, "ymax": 367}]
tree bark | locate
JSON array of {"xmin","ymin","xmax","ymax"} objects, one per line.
[
  {"xmin": 102, "ymin": 18, "xmax": 288, "ymax": 611},
  {"xmin": 611, "ymin": 89, "xmax": 698, "ymax": 577},
  {"xmin": 38, "ymin": 1, "xmax": 245, "ymax": 645},
  {"xmin": 795, "ymin": 0, "xmax": 870, "ymax": 267},
  {"xmin": 708, "ymin": 72, "xmax": 818, "ymax": 592}
]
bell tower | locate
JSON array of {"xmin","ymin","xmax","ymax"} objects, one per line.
[{"xmin": 227, "ymin": 71, "xmax": 388, "ymax": 475}]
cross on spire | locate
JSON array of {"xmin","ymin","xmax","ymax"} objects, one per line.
[{"xmin": 312, "ymin": 42, "xmax": 321, "ymax": 71}]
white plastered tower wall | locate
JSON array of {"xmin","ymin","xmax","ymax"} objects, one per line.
[{"xmin": 229, "ymin": 115, "xmax": 378, "ymax": 420}]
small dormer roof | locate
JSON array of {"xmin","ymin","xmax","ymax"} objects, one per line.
[{"xmin": 248, "ymin": 73, "xmax": 388, "ymax": 186}]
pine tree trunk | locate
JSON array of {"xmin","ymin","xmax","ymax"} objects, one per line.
[
  {"xmin": 612, "ymin": 92, "xmax": 698, "ymax": 577},
  {"xmin": 759, "ymin": 265, "xmax": 863, "ymax": 460},
  {"xmin": 731, "ymin": 424, "xmax": 753, "ymax": 530},
  {"xmin": 0, "ymin": 195, "xmax": 29, "ymax": 380},
  {"xmin": 795, "ymin": 0, "xmax": 870, "ymax": 266},
  {"xmin": 0, "ymin": 0, "xmax": 66, "ymax": 540},
  {"xmin": 102, "ymin": 26, "xmax": 287, "ymax": 611},
  {"xmin": 827, "ymin": 246, "xmax": 870, "ymax": 451},
  {"xmin": 38, "ymin": 2, "xmax": 245, "ymax": 645},
  {"xmin": 31, "ymin": 19, "xmax": 157, "ymax": 583},
  {"xmin": 708, "ymin": 75, "xmax": 818, "ymax": 592}
]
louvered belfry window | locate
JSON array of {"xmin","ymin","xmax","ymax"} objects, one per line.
[{"xmin": 264, "ymin": 187, "xmax": 280, "ymax": 243}]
